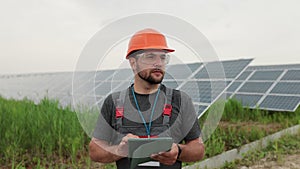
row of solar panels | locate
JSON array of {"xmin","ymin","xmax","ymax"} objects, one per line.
[
  {"xmin": 226, "ymin": 67, "xmax": 300, "ymax": 112},
  {"xmin": 0, "ymin": 59, "xmax": 299, "ymax": 117}
]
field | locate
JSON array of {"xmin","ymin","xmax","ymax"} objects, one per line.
[{"xmin": 0, "ymin": 96, "xmax": 299, "ymax": 169}]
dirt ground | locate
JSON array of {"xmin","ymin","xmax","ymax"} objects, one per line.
[{"xmin": 239, "ymin": 153, "xmax": 300, "ymax": 169}]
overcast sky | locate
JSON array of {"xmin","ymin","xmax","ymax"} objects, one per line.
[{"xmin": 0, "ymin": 0, "xmax": 299, "ymax": 75}]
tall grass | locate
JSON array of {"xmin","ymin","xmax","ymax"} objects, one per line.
[
  {"xmin": 1, "ymin": 96, "xmax": 299, "ymax": 168},
  {"xmin": 200, "ymin": 99, "xmax": 300, "ymax": 158},
  {"xmin": 0, "ymin": 96, "xmax": 90, "ymax": 168},
  {"xmin": 217, "ymin": 98, "xmax": 300, "ymax": 126}
]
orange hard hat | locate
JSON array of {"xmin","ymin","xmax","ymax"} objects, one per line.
[{"xmin": 126, "ymin": 28, "xmax": 175, "ymax": 59}]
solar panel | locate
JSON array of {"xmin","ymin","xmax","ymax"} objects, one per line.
[
  {"xmin": 249, "ymin": 70, "xmax": 283, "ymax": 81},
  {"xmin": 221, "ymin": 59, "xmax": 252, "ymax": 79},
  {"xmin": 227, "ymin": 82, "xmax": 242, "ymax": 92},
  {"xmin": 225, "ymin": 92, "xmax": 233, "ymax": 99},
  {"xmin": 281, "ymin": 70, "xmax": 300, "ymax": 81},
  {"xmin": 236, "ymin": 71, "xmax": 252, "ymax": 80},
  {"xmin": 110, "ymin": 69, "xmax": 133, "ymax": 81},
  {"xmin": 270, "ymin": 82, "xmax": 300, "ymax": 95},
  {"xmin": 164, "ymin": 64, "xmax": 195, "ymax": 80},
  {"xmin": 94, "ymin": 81, "xmax": 114, "ymax": 96},
  {"xmin": 259, "ymin": 95, "xmax": 300, "ymax": 111},
  {"xmin": 196, "ymin": 105, "xmax": 208, "ymax": 116},
  {"xmin": 180, "ymin": 80, "xmax": 227, "ymax": 103},
  {"xmin": 232, "ymin": 94, "xmax": 263, "ymax": 108},
  {"xmin": 162, "ymin": 81, "xmax": 182, "ymax": 89},
  {"xmin": 180, "ymin": 81, "xmax": 200, "ymax": 102},
  {"xmin": 73, "ymin": 72, "xmax": 96, "ymax": 95},
  {"xmin": 47, "ymin": 74, "xmax": 72, "ymax": 94},
  {"xmin": 238, "ymin": 82, "xmax": 273, "ymax": 93},
  {"xmin": 247, "ymin": 64, "xmax": 300, "ymax": 71},
  {"xmin": 187, "ymin": 63, "xmax": 202, "ymax": 72},
  {"xmin": 231, "ymin": 64, "xmax": 300, "ymax": 111},
  {"xmin": 95, "ymin": 70, "xmax": 115, "ymax": 82},
  {"xmin": 193, "ymin": 59, "xmax": 252, "ymax": 79},
  {"xmin": 0, "ymin": 59, "xmax": 252, "ymax": 117}
]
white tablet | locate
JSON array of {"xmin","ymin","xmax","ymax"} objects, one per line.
[{"xmin": 128, "ymin": 137, "xmax": 173, "ymax": 169}]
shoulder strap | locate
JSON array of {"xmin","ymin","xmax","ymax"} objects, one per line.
[
  {"xmin": 163, "ymin": 87, "xmax": 173, "ymax": 125},
  {"xmin": 113, "ymin": 89, "xmax": 127, "ymax": 129}
]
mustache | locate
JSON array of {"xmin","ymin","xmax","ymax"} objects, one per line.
[{"xmin": 151, "ymin": 68, "xmax": 164, "ymax": 73}]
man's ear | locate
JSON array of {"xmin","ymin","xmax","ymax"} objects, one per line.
[{"xmin": 129, "ymin": 57, "xmax": 137, "ymax": 72}]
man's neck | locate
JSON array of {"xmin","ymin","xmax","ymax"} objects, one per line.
[{"xmin": 133, "ymin": 78, "xmax": 160, "ymax": 94}]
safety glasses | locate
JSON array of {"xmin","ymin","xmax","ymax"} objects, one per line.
[{"xmin": 135, "ymin": 52, "xmax": 170, "ymax": 65}]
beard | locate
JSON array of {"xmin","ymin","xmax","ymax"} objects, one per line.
[{"xmin": 137, "ymin": 66, "xmax": 164, "ymax": 84}]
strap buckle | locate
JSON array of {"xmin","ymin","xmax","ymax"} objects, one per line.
[{"xmin": 163, "ymin": 104, "xmax": 172, "ymax": 116}]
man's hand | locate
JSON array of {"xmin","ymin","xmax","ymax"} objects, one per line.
[
  {"xmin": 116, "ymin": 133, "xmax": 139, "ymax": 157},
  {"xmin": 150, "ymin": 143, "xmax": 179, "ymax": 165},
  {"xmin": 89, "ymin": 133, "xmax": 139, "ymax": 163}
]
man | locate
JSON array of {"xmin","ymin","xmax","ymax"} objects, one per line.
[{"xmin": 89, "ymin": 28, "xmax": 205, "ymax": 169}]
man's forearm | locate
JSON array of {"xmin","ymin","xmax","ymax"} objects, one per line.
[
  {"xmin": 89, "ymin": 139, "xmax": 123, "ymax": 163},
  {"xmin": 177, "ymin": 138, "xmax": 205, "ymax": 162}
]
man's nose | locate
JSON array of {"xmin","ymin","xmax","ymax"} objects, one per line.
[{"xmin": 153, "ymin": 56, "xmax": 163, "ymax": 66}]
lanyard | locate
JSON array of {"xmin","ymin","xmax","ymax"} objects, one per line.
[{"xmin": 131, "ymin": 85, "xmax": 161, "ymax": 138}]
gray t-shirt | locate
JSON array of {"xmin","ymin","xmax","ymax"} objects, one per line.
[{"xmin": 93, "ymin": 84, "xmax": 201, "ymax": 169}]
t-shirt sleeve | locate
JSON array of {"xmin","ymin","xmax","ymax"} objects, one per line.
[
  {"xmin": 180, "ymin": 92, "xmax": 201, "ymax": 141},
  {"xmin": 92, "ymin": 94, "xmax": 115, "ymax": 142}
]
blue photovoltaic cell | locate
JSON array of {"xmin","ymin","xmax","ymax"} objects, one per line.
[
  {"xmin": 232, "ymin": 94, "xmax": 263, "ymax": 108},
  {"xmin": 74, "ymin": 79, "xmax": 95, "ymax": 95},
  {"xmin": 110, "ymin": 69, "xmax": 133, "ymax": 81},
  {"xmin": 237, "ymin": 71, "xmax": 252, "ymax": 80},
  {"xmin": 112, "ymin": 81, "xmax": 131, "ymax": 93},
  {"xmin": 187, "ymin": 63, "xmax": 202, "ymax": 72},
  {"xmin": 238, "ymin": 82, "xmax": 273, "ymax": 93},
  {"xmin": 227, "ymin": 82, "xmax": 242, "ymax": 92},
  {"xmin": 225, "ymin": 92, "xmax": 233, "ymax": 99},
  {"xmin": 247, "ymin": 64, "xmax": 300, "ymax": 71},
  {"xmin": 249, "ymin": 70, "xmax": 283, "ymax": 80},
  {"xmin": 165, "ymin": 64, "xmax": 194, "ymax": 80},
  {"xmin": 162, "ymin": 81, "xmax": 182, "ymax": 89},
  {"xmin": 94, "ymin": 81, "xmax": 130, "ymax": 97},
  {"xmin": 281, "ymin": 70, "xmax": 300, "ymax": 80},
  {"xmin": 221, "ymin": 59, "xmax": 252, "ymax": 79},
  {"xmin": 259, "ymin": 95, "xmax": 300, "ymax": 111},
  {"xmin": 180, "ymin": 81, "xmax": 226, "ymax": 103},
  {"xmin": 77, "ymin": 72, "xmax": 95, "ymax": 82},
  {"xmin": 196, "ymin": 105, "xmax": 208, "ymax": 117},
  {"xmin": 95, "ymin": 70, "xmax": 115, "ymax": 81},
  {"xmin": 193, "ymin": 59, "xmax": 252, "ymax": 79},
  {"xmin": 94, "ymin": 82, "xmax": 113, "ymax": 96},
  {"xmin": 180, "ymin": 81, "xmax": 200, "ymax": 102},
  {"xmin": 270, "ymin": 82, "xmax": 300, "ymax": 95}
]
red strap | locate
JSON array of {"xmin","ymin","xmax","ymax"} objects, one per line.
[
  {"xmin": 138, "ymin": 135, "xmax": 158, "ymax": 138},
  {"xmin": 116, "ymin": 107, "xmax": 124, "ymax": 118},
  {"xmin": 163, "ymin": 104, "xmax": 172, "ymax": 116}
]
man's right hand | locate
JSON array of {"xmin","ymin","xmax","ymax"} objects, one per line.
[{"xmin": 116, "ymin": 133, "xmax": 139, "ymax": 157}]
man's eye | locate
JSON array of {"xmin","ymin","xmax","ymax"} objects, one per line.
[
  {"xmin": 145, "ymin": 55, "xmax": 155, "ymax": 59},
  {"xmin": 160, "ymin": 55, "xmax": 167, "ymax": 60}
]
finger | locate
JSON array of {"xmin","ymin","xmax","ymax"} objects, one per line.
[
  {"xmin": 151, "ymin": 154, "xmax": 176, "ymax": 165},
  {"xmin": 122, "ymin": 133, "xmax": 139, "ymax": 143},
  {"xmin": 126, "ymin": 133, "xmax": 139, "ymax": 138}
]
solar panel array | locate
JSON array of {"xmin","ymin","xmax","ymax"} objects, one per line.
[
  {"xmin": 1, "ymin": 59, "xmax": 299, "ymax": 116},
  {"xmin": 226, "ymin": 64, "xmax": 300, "ymax": 111},
  {"xmin": 0, "ymin": 59, "xmax": 252, "ymax": 117}
]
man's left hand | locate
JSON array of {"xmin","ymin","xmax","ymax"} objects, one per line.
[{"xmin": 150, "ymin": 143, "xmax": 179, "ymax": 165}]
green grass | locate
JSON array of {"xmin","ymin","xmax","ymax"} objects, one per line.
[
  {"xmin": 188, "ymin": 99, "xmax": 300, "ymax": 167},
  {"xmin": 0, "ymin": 96, "xmax": 299, "ymax": 168},
  {"xmin": 221, "ymin": 129, "xmax": 300, "ymax": 169},
  {"xmin": 0, "ymin": 96, "xmax": 91, "ymax": 168}
]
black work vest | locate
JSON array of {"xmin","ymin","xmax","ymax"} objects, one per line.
[{"xmin": 112, "ymin": 86, "xmax": 182, "ymax": 169}]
